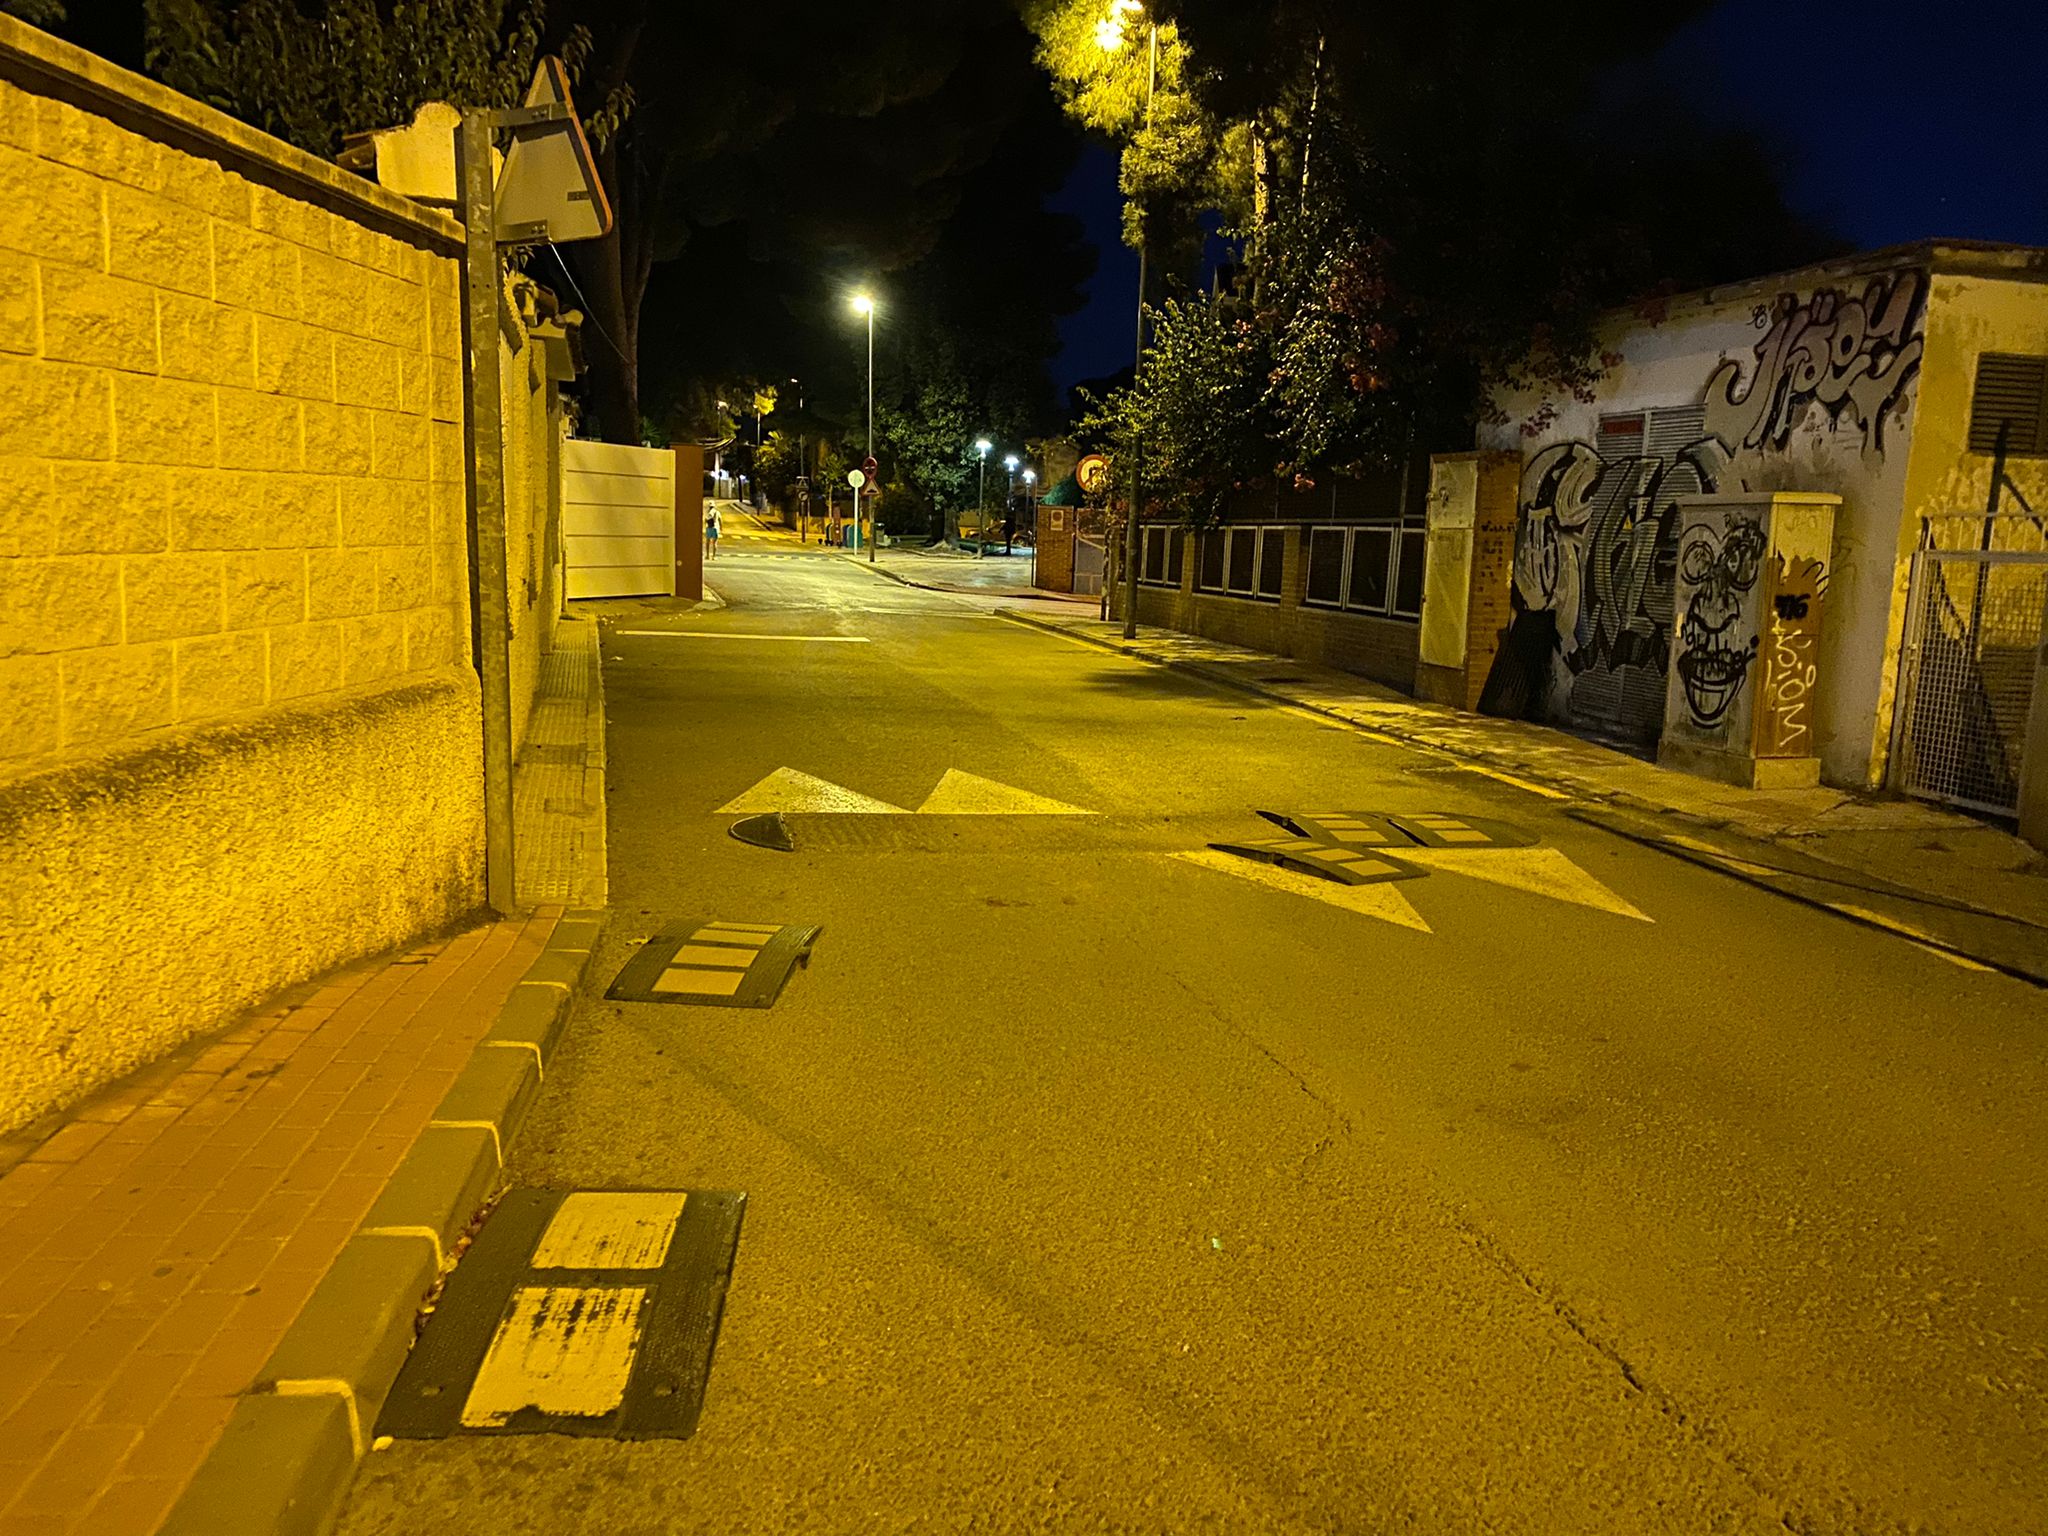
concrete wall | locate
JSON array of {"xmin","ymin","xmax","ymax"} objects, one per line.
[
  {"xmin": 1480, "ymin": 252, "xmax": 1934, "ymax": 786},
  {"xmin": 0, "ymin": 20, "xmax": 486, "ymax": 1131}
]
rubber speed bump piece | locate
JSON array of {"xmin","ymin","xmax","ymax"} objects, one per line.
[
  {"xmin": 378, "ymin": 1188, "xmax": 746, "ymax": 1441},
  {"xmin": 729, "ymin": 811, "xmax": 794, "ymax": 851},
  {"xmin": 605, "ymin": 920, "xmax": 819, "ymax": 1008},
  {"xmin": 1208, "ymin": 837, "xmax": 1423, "ymax": 886},
  {"xmin": 1270, "ymin": 810, "xmax": 1540, "ymax": 850},
  {"xmin": 1383, "ymin": 812, "xmax": 1538, "ymax": 849}
]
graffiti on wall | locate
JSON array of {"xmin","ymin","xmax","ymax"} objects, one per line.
[
  {"xmin": 1478, "ymin": 434, "xmax": 1728, "ymax": 739},
  {"xmin": 1673, "ymin": 515, "xmax": 1767, "ymax": 729},
  {"xmin": 1756, "ymin": 555, "xmax": 1828, "ymax": 756},
  {"xmin": 1705, "ymin": 271, "xmax": 1925, "ymax": 456}
]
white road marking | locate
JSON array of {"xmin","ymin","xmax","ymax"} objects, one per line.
[
  {"xmin": 461, "ymin": 1286, "xmax": 649, "ymax": 1427},
  {"xmin": 716, "ymin": 768, "xmax": 908, "ymax": 815},
  {"xmin": 614, "ymin": 630, "xmax": 869, "ymax": 642},
  {"xmin": 1169, "ymin": 850, "xmax": 1432, "ymax": 933},
  {"xmin": 915, "ymin": 768, "xmax": 1095, "ymax": 815},
  {"xmin": 531, "ymin": 1192, "xmax": 689, "ymax": 1270},
  {"xmin": 1397, "ymin": 846, "xmax": 1652, "ymax": 922}
]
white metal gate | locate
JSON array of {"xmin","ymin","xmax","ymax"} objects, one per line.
[
  {"xmin": 1891, "ymin": 548, "xmax": 2048, "ymax": 814},
  {"xmin": 562, "ymin": 439, "xmax": 676, "ymax": 599}
]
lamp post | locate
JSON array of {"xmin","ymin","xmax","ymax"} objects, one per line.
[
  {"xmin": 851, "ymin": 293, "xmax": 876, "ymax": 561},
  {"xmin": 1101, "ymin": 0, "xmax": 1155, "ymax": 639},
  {"xmin": 1018, "ymin": 468, "xmax": 1035, "ymax": 556},
  {"xmin": 1002, "ymin": 453, "xmax": 1019, "ymax": 559},
  {"xmin": 974, "ymin": 437, "xmax": 992, "ymax": 556}
]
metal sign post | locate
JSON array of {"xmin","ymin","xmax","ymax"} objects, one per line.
[
  {"xmin": 458, "ymin": 59, "xmax": 615, "ymax": 916},
  {"xmin": 457, "ymin": 110, "xmax": 516, "ymax": 917}
]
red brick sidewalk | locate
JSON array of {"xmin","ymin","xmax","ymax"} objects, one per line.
[{"xmin": 0, "ymin": 912, "xmax": 558, "ymax": 1535}]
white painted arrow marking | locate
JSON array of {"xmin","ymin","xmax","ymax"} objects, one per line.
[
  {"xmin": 915, "ymin": 769, "xmax": 1095, "ymax": 816},
  {"xmin": 715, "ymin": 768, "xmax": 907, "ymax": 815},
  {"xmin": 1397, "ymin": 846, "xmax": 1652, "ymax": 922},
  {"xmin": 1169, "ymin": 850, "xmax": 1432, "ymax": 933}
]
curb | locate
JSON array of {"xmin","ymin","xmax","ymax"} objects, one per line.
[{"xmin": 161, "ymin": 908, "xmax": 606, "ymax": 1536}]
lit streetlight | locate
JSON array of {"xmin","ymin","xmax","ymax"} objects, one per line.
[
  {"xmin": 1017, "ymin": 467, "xmax": 1037, "ymax": 556},
  {"xmin": 850, "ymin": 293, "xmax": 876, "ymax": 561},
  {"xmin": 1101, "ymin": 0, "xmax": 1156, "ymax": 638},
  {"xmin": 974, "ymin": 437, "xmax": 993, "ymax": 557},
  {"xmin": 1003, "ymin": 453, "xmax": 1019, "ymax": 558}
]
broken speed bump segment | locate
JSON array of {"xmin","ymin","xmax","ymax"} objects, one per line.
[
  {"xmin": 378, "ymin": 1187, "xmax": 746, "ymax": 1439},
  {"xmin": 1208, "ymin": 836, "xmax": 1425, "ymax": 887},
  {"xmin": 161, "ymin": 908, "xmax": 605, "ymax": 1536},
  {"xmin": 607, "ymin": 919, "xmax": 820, "ymax": 1007}
]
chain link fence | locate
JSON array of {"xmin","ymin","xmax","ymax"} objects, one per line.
[{"xmin": 1892, "ymin": 548, "xmax": 2048, "ymax": 815}]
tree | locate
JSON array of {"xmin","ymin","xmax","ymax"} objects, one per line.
[
  {"xmin": 1045, "ymin": 0, "xmax": 1838, "ymax": 518},
  {"xmin": 142, "ymin": 0, "xmax": 553, "ymax": 157},
  {"xmin": 3, "ymin": 0, "xmax": 67, "ymax": 26}
]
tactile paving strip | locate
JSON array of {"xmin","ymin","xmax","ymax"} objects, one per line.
[{"xmin": 605, "ymin": 920, "xmax": 820, "ymax": 1008}]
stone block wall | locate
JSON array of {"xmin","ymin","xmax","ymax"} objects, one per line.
[
  {"xmin": 0, "ymin": 81, "xmax": 469, "ymax": 765},
  {"xmin": 0, "ymin": 21, "xmax": 489, "ymax": 1132}
]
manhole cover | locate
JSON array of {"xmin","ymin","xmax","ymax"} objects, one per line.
[
  {"xmin": 606, "ymin": 920, "xmax": 819, "ymax": 1007},
  {"xmin": 378, "ymin": 1187, "xmax": 744, "ymax": 1440}
]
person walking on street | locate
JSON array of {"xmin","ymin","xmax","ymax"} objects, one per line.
[{"xmin": 704, "ymin": 501, "xmax": 721, "ymax": 560}]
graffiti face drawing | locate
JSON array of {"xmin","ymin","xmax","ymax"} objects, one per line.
[{"xmin": 1675, "ymin": 518, "xmax": 1767, "ymax": 728}]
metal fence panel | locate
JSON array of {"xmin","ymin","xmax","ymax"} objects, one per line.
[{"xmin": 1893, "ymin": 549, "xmax": 2048, "ymax": 815}]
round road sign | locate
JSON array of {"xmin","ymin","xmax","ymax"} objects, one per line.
[
  {"xmin": 1076, "ymin": 453, "xmax": 1110, "ymax": 494},
  {"xmin": 846, "ymin": 469, "xmax": 866, "ymax": 490}
]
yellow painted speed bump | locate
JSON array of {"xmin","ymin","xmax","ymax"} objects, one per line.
[
  {"xmin": 1206, "ymin": 836, "xmax": 1423, "ymax": 886},
  {"xmin": 379, "ymin": 1187, "xmax": 745, "ymax": 1440},
  {"xmin": 606, "ymin": 920, "xmax": 819, "ymax": 1008}
]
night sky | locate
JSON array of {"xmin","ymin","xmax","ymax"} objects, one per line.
[{"xmin": 1047, "ymin": 0, "xmax": 2048, "ymax": 402}]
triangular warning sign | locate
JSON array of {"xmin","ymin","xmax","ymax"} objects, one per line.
[
  {"xmin": 1398, "ymin": 847, "xmax": 1652, "ymax": 922},
  {"xmin": 914, "ymin": 769, "xmax": 1094, "ymax": 815},
  {"xmin": 1169, "ymin": 851, "xmax": 1431, "ymax": 933},
  {"xmin": 715, "ymin": 769, "xmax": 906, "ymax": 815},
  {"xmin": 495, "ymin": 57, "xmax": 613, "ymax": 245}
]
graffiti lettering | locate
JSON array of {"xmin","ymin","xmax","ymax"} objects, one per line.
[
  {"xmin": 1705, "ymin": 271, "xmax": 1924, "ymax": 456},
  {"xmin": 1757, "ymin": 555, "xmax": 1827, "ymax": 757},
  {"xmin": 1482, "ymin": 435, "xmax": 1729, "ymax": 740},
  {"xmin": 1675, "ymin": 516, "xmax": 1767, "ymax": 729}
]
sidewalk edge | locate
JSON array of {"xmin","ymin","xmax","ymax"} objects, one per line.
[{"xmin": 159, "ymin": 909, "xmax": 606, "ymax": 1536}]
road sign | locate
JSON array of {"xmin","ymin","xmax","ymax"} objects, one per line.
[
  {"xmin": 493, "ymin": 57, "xmax": 613, "ymax": 245},
  {"xmin": 861, "ymin": 457, "xmax": 880, "ymax": 479},
  {"xmin": 846, "ymin": 469, "xmax": 866, "ymax": 490},
  {"xmin": 1076, "ymin": 453, "xmax": 1110, "ymax": 494}
]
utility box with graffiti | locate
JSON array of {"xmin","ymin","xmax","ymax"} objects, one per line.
[{"xmin": 1658, "ymin": 492, "xmax": 1839, "ymax": 789}]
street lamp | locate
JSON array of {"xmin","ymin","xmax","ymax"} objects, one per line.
[
  {"xmin": 850, "ymin": 293, "xmax": 876, "ymax": 561},
  {"xmin": 973, "ymin": 438, "xmax": 992, "ymax": 557},
  {"xmin": 1100, "ymin": 0, "xmax": 1156, "ymax": 638},
  {"xmin": 1017, "ymin": 468, "xmax": 1036, "ymax": 556},
  {"xmin": 1003, "ymin": 454, "xmax": 1019, "ymax": 558}
]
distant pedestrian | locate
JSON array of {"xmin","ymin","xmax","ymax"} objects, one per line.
[{"xmin": 704, "ymin": 503, "xmax": 721, "ymax": 560}]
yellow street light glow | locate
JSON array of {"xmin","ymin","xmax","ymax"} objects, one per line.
[
  {"xmin": 850, "ymin": 293, "xmax": 874, "ymax": 315},
  {"xmin": 1096, "ymin": 17, "xmax": 1124, "ymax": 49}
]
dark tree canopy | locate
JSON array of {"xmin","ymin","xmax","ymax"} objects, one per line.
[{"xmin": 1040, "ymin": 0, "xmax": 1839, "ymax": 523}]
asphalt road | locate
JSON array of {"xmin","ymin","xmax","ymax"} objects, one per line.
[{"xmin": 338, "ymin": 545, "xmax": 2048, "ymax": 1535}]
